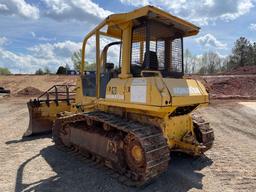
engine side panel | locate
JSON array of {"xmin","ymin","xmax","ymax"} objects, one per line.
[
  {"xmin": 102, "ymin": 77, "xmax": 208, "ymax": 108},
  {"xmin": 163, "ymin": 78, "xmax": 209, "ymax": 106}
]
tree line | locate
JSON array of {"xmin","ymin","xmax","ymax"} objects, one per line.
[
  {"xmin": 34, "ymin": 49, "xmax": 95, "ymax": 75},
  {"xmin": 184, "ymin": 37, "xmax": 256, "ymax": 75},
  {"xmin": 0, "ymin": 37, "xmax": 255, "ymax": 75},
  {"xmin": 0, "ymin": 67, "xmax": 11, "ymax": 75}
]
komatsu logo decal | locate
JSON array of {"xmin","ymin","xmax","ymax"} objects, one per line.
[
  {"xmin": 106, "ymin": 94, "xmax": 124, "ymax": 100},
  {"xmin": 172, "ymin": 87, "xmax": 201, "ymax": 95}
]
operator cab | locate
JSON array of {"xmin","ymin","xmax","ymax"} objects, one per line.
[
  {"xmin": 130, "ymin": 18, "xmax": 184, "ymax": 78},
  {"xmin": 101, "ymin": 17, "xmax": 185, "ymax": 79},
  {"xmin": 81, "ymin": 5, "xmax": 199, "ymax": 98}
]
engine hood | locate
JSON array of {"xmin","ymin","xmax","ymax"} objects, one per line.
[{"xmin": 163, "ymin": 78, "xmax": 209, "ymax": 106}]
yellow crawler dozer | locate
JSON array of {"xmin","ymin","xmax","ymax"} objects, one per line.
[{"xmin": 25, "ymin": 6, "xmax": 214, "ymax": 186}]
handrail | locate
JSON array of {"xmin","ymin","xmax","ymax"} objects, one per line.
[
  {"xmin": 36, "ymin": 84, "xmax": 76, "ymax": 106},
  {"xmin": 38, "ymin": 85, "xmax": 75, "ymax": 99},
  {"xmin": 81, "ymin": 19, "xmax": 107, "ymax": 73}
]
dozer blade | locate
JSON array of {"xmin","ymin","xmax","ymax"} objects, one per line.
[
  {"xmin": 23, "ymin": 84, "xmax": 76, "ymax": 137},
  {"xmin": 24, "ymin": 101, "xmax": 53, "ymax": 136}
]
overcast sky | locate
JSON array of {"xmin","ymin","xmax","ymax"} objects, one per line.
[{"xmin": 0, "ymin": 0, "xmax": 256, "ymax": 73}]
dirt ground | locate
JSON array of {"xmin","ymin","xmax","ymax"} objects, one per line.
[
  {"xmin": 0, "ymin": 97, "xmax": 255, "ymax": 192},
  {"xmin": 0, "ymin": 75, "xmax": 76, "ymax": 95}
]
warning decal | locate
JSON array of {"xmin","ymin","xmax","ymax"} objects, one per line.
[{"xmin": 131, "ymin": 79, "xmax": 147, "ymax": 103}]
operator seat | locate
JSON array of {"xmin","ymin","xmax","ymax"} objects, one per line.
[{"xmin": 143, "ymin": 51, "xmax": 159, "ymax": 70}]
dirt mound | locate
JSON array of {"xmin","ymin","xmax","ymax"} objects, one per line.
[
  {"xmin": 225, "ymin": 66, "xmax": 256, "ymax": 75},
  {"xmin": 203, "ymin": 76, "xmax": 256, "ymax": 99},
  {"xmin": 16, "ymin": 87, "xmax": 43, "ymax": 96},
  {"xmin": 0, "ymin": 75, "xmax": 77, "ymax": 95}
]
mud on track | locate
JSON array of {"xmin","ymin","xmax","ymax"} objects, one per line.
[{"xmin": 0, "ymin": 97, "xmax": 256, "ymax": 192}]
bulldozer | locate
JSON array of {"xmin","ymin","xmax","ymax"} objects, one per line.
[{"xmin": 25, "ymin": 6, "xmax": 214, "ymax": 186}]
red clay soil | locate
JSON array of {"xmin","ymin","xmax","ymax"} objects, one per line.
[
  {"xmin": 203, "ymin": 76, "xmax": 256, "ymax": 99},
  {"xmin": 224, "ymin": 66, "xmax": 256, "ymax": 75},
  {"xmin": 187, "ymin": 66, "xmax": 256, "ymax": 99}
]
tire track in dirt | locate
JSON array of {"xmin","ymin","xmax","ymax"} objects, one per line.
[
  {"xmin": 199, "ymin": 101, "xmax": 256, "ymax": 191},
  {"xmin": 1, "ymin": 98, "xmax": 256, "ymax": 192}
]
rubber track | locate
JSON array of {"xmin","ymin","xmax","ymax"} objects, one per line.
[{"xmin": 53, "ymin": 111, "xmax": 170, "ymax": 186}]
